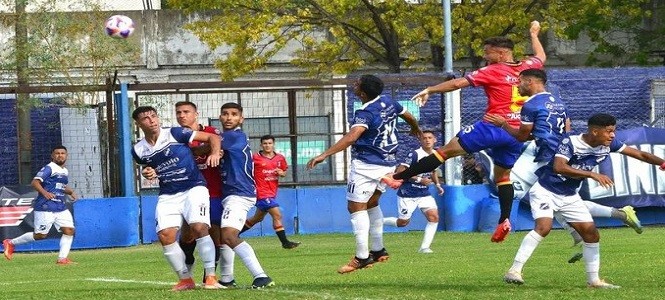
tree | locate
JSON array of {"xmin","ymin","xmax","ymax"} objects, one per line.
[
  {"xmin": 169, "ymin": 0, "xmax": 661, "ymax": 80},
  {"xmin": 0, "ymin": 0, "xmax": 142, "ymax": 105}
]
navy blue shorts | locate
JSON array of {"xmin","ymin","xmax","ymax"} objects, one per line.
[
  {"xmin": 210, "ymin": 196, "xmax": 223, "ymax": 226},
  {"xmin": 456, "ymin": 121, "xmax": 522, "ymax": 169},
  {"xmin": 256, "ymin": 197, "xmax": 280, "ymax": 212}
]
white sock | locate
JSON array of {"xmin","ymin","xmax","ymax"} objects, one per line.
[
  {"xmin": 350, "ymin": 210, "xmax": 370, "ymax": 259},
  {"xmin": 58, "ymin": 234, "xmax": 73, "ymax": 259},
  {"xmin": 219, "ymin": 244, "xmax": 235, "ymax": 282},
  {"xmin": 196, "ymin": 235, "xmax": 216, "ymax": 276},
  {"xmin": 163, "ymin": 242, "xmax": 190, "ymax": 279},
  {"xmin": 11, "ymin": 232, "xmax": 35, "ymax": 245},
  {"xmin": 233, "ymin": 241, "xmax": 267, "ymax": 279},
  {"xmin": 555, "ymin": 213, "xmax": 583, "ymax": 245},
  {"xmin": 420, "ymin": 222, "xmax": 438, "ymax": 250},
  {"xmin": 367, "ymin": 206, "xmax": 384, "ymax": 252},
  {"xmin": 583, "ymin": 242, "xmax": 601, "ymax": 284},
  {"xmin": 584, "ymin": 201, "xmax": 613, "ymax": 218},
  {"xmin": 509, "ymin": 230, "xmax": 543, "ymax": 273},
  {"xmin": 383, "ymin": 217, "xmax": 398, "ymax": 227}
]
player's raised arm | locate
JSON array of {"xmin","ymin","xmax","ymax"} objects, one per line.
[
  {"xmin": 399, "ymin": 111, "xmax": 422, "ymax": 138},
  {"xmin": 306, "ymin": 126, "xmax": 365, "ymax": 170},
  {"xmin": 530, "ymin": 20, "xmax": 546, "ymax": 63},
  {"xmin": 411, "ymin": 77, "xmax": 470, "ymax": 107},
  {"xmin": 619, "ymin": 146, "xmax": 665, "ymax": 169}
]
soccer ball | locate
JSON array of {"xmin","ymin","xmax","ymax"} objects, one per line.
[{"xmin": 105, "ymin": 15, "xmax": 134, "ymax": 39}]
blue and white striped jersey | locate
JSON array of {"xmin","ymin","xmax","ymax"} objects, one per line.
[
  {"xmin": 397, "ymin": 148, "xmax": 434, "ymax": 198},
  {"xmin": 351, "ymin": 95, "xmax": 406, "ymax": 166},
  {"xmin": 132, "ymin": 127, "xmax": 206, "ymax": 195}
]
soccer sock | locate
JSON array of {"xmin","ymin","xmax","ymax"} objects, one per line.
[
  {"xmin": 58, "ymin": 234, "xmax": 73, "ymax": 259},
  {"xmin": 179, "ymin": 239, "xmax": 196, "ymax": 267},
  {"xmin": 393, "ymin": 152, "xmax": 445, "ymax": 180},
  {"xmin": 583, "ymin": 201, "xmax": 613, "ymax": 218},
  {"xmin": 610, "ymin": 208, "xmax": 627, "ymax": 221},
  {"xmin": 383, "ymin": 217, "xmax": 398, "ymax": 227},
  {"xmin": 554, "ymin": 213, "xmax": 582, "ymax": 245},
  {"xmin": 583, "ymin": 242, "xmax": 601, "ymax": 284},
  {"xmin": 367, "ymin": 206, "xmax": 384, "ymax": 252},
  {"xmin": 233, "ymin": 241, "xmax": 267, "ymax": 279},
  {"xmin": 420, "ymin": 221, "xmax": 438, "ymax": 250},
  {"xmin": 195, "ymin": 235, "xmax": 217, "ymax": 277},
  {"xmin": 349, "ymin": 210, "xmax": 370, "ymax": 259},
  {"xmin": 219, "ymin": 244, "xmax": 235, "ymax": 283},
  {"xmin": 11, "ymin": 232, "xmax": 35, "ymax": 245},
  {"xmin": 275, "ymin": 226, "xmax": 290, "ymax": 245},
  {"xmin": 509, "ymin": 230, "xmax": 543, "ymax": 273},
  {"xmin": 497, "ymin": 183, "xmax": 514, "ymax": 223},
  {"xmin": 214, "ymin": 246, "xmax": 220, "ymax": 271},
  {"xmin": 163, "ymin": 242, "xmax": 190, "ymax": 280}
]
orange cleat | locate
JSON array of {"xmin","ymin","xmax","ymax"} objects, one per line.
[
  {"xmin": 491, "ymin": 219, "xmax": 511, "ymax": 243},
  {"xmin": 3, "ymin": 239, "xmax": 14, "ymax": 260},
  {"xmin": 171, "ymin": 278, "xmax": 196, "ymax": 291}
]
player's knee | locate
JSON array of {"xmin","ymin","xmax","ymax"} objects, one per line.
[
  {"xmin": 581, "ymin": 227, "xmax": 600, "ymax": 243},
  {"xmin": 533, "ymin": 224, "xmax": 551, "ymax": 237},
  {"xmin": 396, "ymin": 219, "xmax": 410, "ymax": 227}
]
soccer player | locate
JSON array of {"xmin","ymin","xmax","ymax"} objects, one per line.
[
  {"xmin": 240, "ymin": 134, "xmax": 301, "ymax": 249},
  {"xmin": 383, "ymin": 131, "xmax": 444, "ymax": 253},
  {"xmin": 484, "ymin": 69, "xmax": 642, "ymax": 262},
  {"xmin": 131, "ymin": 106, "xmax": 223, "ymax": 291},
  {"xmin": 503, "ymin": 113, "xmax": 665, "ymax": 288},
  {"xmin": 306, "ymin": 75, "xmax": 421, "ymax": 274},
  {"xmin": 3, "ymin": 145, "xmax": 78, "ymax": 264},
  {"xmin": 383, "ymin": 21, "xmax": 546, "ymax": 243},
  {"xmin": 216, "ymin": 102, "xmax": 274, "ymax": 289}
]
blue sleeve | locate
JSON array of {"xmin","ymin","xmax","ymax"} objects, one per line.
[
  {"xmin": 394, "ymin": 101, "xmax": 405, "ymax": 115},
  {"xmin": 609, "ymin": 139, "xmax": 625, "ymax": 152},
  {"xmin": 400, "ymin": 150, "xmax": 417, "ymax": 166},
  {"xmin": 170, "ymin": 127, "xmax": 195, "ymax": 144},
  {"xmin": 556, "ymin": 137, "xmax": 574, "ymax": 160},
  {"xmin": 34, "ymin": 165, "xmax": 52, "ymax": 181},
  {"xmin": 352, "ymin": 109, "xmax": 373, "ymax": 128},
  {"xmin": 520, "ymin": 102, "xmax": 537, "ymax": 123},
  {"xmin": 131, "ymin": 149, "xmax": 144, "ymax": 165}
]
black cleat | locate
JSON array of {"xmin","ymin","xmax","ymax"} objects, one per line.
[
  {"xmin": 282, "ymin": 241, "xmax": 301, "ymax": 249},
  {"xmin": 251, "ymin": 276, "xmax": 275, "ymax": 289},
  {"xmin": 370, "ymin": 248, "xmax": 390, "ymax": 263},
  {"xmin": 219, "ymin": 279, "xmax": 237, "ymax": 288},
  {"xmin": 338, "ymin": 256, "xmax": 374, "ymax": 274}
]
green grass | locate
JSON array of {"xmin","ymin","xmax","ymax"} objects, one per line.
[{"xmin": 1, "ymin": 227, "xmax": 662, "ymax": 299}]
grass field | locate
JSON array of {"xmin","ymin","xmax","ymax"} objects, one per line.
[{"xmin": 1, "ymin": 227, "xmax": 662, "ymax": 300}]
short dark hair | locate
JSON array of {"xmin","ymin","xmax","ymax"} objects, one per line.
[
  {"xmin": 483, "ymin": 37, "xmax": 514, "ymax": 50},
  {"xmin": 221, "ymin": 102, "xmax": 243, "ymax": 113},
  {"xmin": 588, "ymin": 113, "xmax": 616, "ymax": 127},
  {"xmin": 52, "ymin": 145, "xmax": 67, "ymax": 152},
  {"xmin": 422, "ymin": 130, "xmax": 435, "ymax": 135},
  {"xmin": 132, "ymin": 106, "xmax": 157, "ymax": 121},
  {"xmin": 175, "ymin": 101, "xmax": 197, "ymax": 111},
  {"xmin": 520, "ymin": 68, "xmax": 547, "ymax": 84},
  {"xmin": 359, "ymin": 75, "xmax": 384, "ymax": 99},
  {"xmin": 260, "ymin": 135, "xmax": 275, "ymax": 143}
]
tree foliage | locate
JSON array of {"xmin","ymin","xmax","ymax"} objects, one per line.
[
  {"xmin": 0, "ymin": 0, "xmax": 141, "ymax": 105},
  {"xmin": 169, "ymin": 0, "xmax": 661, "ymax": 80}
]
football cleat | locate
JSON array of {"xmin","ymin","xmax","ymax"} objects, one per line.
[
  {"xmin": 370, "ymin": 248, "xmax": 390, "ymax": 263},
  {"xmin": 588, "ymin": 279, "xmax": 620, "ymax": 289},
  {"xmin": 56, "ymin": 258, "xmax": 76, "ymax": 265},
  {"xmin": 418, "ymin": 248, "xmax": 434, "ymax": 254},
  {"xmin": 568, "ymin": 252, "xmax": 583, "ymax": 264},
  {"xmin": 338, "ymin": 256, "xmax": 374, "ymax": 274},
  {"xmin": 219, "ymin": 279, "xmax": 237, "ymax": 288},
  {"xmin": 251, "ymin": 276, "xmax": 275, "ymax": 289},
  {"xmin": 282, "ymin": 241, "xmax": 301, "ymax": 249},
  {"xmin": 504, "ymin": 271, "xmax": 525, "ymax": 285},
  {"xmin": 619, "ymin": 206, "xmax": 643, "ymax": 234},
  {"xmin": 3, "ymin": 239, "xmax": 15, "ymax": 260},
  {"xmin": 171, "ymin": 278, "xmax": 196, "ymax": 291},
  {"xmin": 203, "ymin": 275, "xmax": 225, "ymax": 289},
  {"xmin": 491, "ymin": 219, "xmax": 511, "ymax": 243}
]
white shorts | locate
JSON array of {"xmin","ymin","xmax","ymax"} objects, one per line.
[
  {"xmin": 155, "ymin": 185, "xmax": 211, "ymax": 233},
  {"xmin": 347, "ymin": 159, "xmax": 395, "ymax": 203},
  {"xmin": 33, "ymin": 210, "xmax": 74, "ymax": 234},
  {"xmin": 221, "ymin": 195, "xmax": 256, "ymax": 230},
  {"xmin": 528, "ymin": 182, "xmax": 593, "ymax": 223},
  {"xmin": 396, "ymin": 195, "xmax": 438, "ymax": 220}
]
